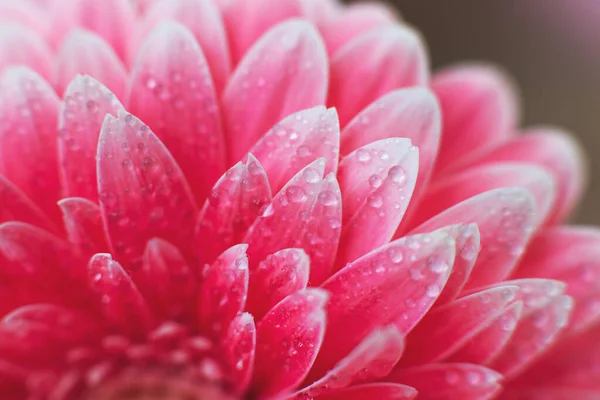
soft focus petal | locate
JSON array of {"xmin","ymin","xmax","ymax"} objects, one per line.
[
  {"xmin": 0, "ymin": 24, "xmax": 53, "ymax": 81},
  {"xmin": 59, "ymin": 197, "xmax": 109, "ymax": 256}
]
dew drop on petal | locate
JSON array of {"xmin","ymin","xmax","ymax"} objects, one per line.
[{"xmin": 285, "ymin": 186, "xmax": 308, "ymax": 203}]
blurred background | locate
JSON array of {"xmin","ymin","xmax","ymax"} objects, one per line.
[{"xmin": 372, "ymin": 0, "xmax": 600, "ymax": 224}]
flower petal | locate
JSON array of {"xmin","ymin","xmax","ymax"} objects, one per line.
[
  {"xmin": 432, "ymin": 64, "xmax": 519, "ymax": 174},
  {"xmin": 127, "ymin": 22, "xmax": 226, "ymax": 205},
  {"xmin": 87, "ymin": 253, "xmax": 153, "ymax": 336},
  {"xmin": 97, "ymin": 111, "xmax": 198, "ymax": 270},
  {"xmin": 297, "ymin": 326, "xmax": 404, "ymax": 398},
  {"xmin": 197, "ymin": 244, "xmax": 248, "ymax": 339},
  {"xmin": 328, "ymin": 25, "xmax": 428, "ymax": 127},
  {"xmin": 135, "ymin": 0, "xmax": 230, "ymax": 92},
  {"xmin": 59, "ymin": 75, "xmax": 124, "ymax": 202},
  {"xmin": 313, "ymin": 383, "xmax": 417, "ymax": 400},
  {"xmin": 250, "ymin": 107, "xmax": 340, "ymax": 194},
  {"xmin": 412, "ymin": 188, "xmax": 536, "ymax": 291},
  {"xmin": 55, "ymin": 30, "xmax": 127, "ymax": 100},
  {"xmin": 401, "ymin": 285, "xmax": 518, "ymax": 365},
  {"xmin": 59, "ymin": 197, "xmax": 109, "ymax": 256},
  {"xmin": 0, "ymin": 2, "xmax": 48, "ymax": 37},
  {"xmin": 252, "ymin": 288, "xmax": 328, "ymax": 397},
  {"xmin": 195, "ymin": 154, "xmax": 272, "ymax": 266},
  {"xmin": 223, "ymin": 313, "xmax": 256, "ymax": 395},
  {"xmin": 388, "ymin": 363, "xmax": 502, "ymax": 400},
  {"xmin": 0, "ymin": 68, "xmax": 62, "ymax": 223},
  {"xmin": 0, "ymin": 24, "xmax": 53, "ymax": 81},
  {"xmin": 246, "ymin": 248, "xmax": 310, "ymax": 320},
  {"xmin": 222, "ymin": 20, "xmax": 328, "ymax": 163},
  {"xmin": 311, "ymin": 231, "xmax": 455, "ymax": 378},
  {"xmin": 336, "ymin": 139, "xmax": 418, "ymax": 266}
]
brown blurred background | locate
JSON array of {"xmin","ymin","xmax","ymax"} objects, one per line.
[{"xmin": 361, "ymin": 0, "xmax": 600, "ymax": 224}]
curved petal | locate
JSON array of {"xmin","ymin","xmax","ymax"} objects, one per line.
[
  {"xmin": 59, "ymin": 198, "xmax": 110, "ymax": 256},
  {"xmin": 312, "ymin": 383, "xmax": 416, "ymax": 400},
  {"xmin": 223, "ymin": 313, "xmax": 256, "ymax": 395},
  {"xmin": 0, "ymin": 24, "xmax": 53, "ymax": 81}
]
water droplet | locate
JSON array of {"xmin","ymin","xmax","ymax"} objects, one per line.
[
  {"xmin": 426, "ymin": 283, "xmax": 441, "ymax": 297},
  {"xmin": 125, "ymin": 114, "xmax": 135, "ymax": 126},
  {"xmin": 388, "ymin": 165, "xmax": 406, "ymax": 184},
  {"xmin": 146, "ymin": 78, "xmax": 158, "ymax": 90},
  {"xmin": 387, "ymin": 247, "xmax": 403, "ymax": 263},
  {"xmin": 379, "ymin": 150, "xmax": 389, "ymax": 160},
  {"xmin": 297, "ymin": 145, "xmax": 312, "ymax": 158},
  {"xmin": 368, "ymin": 174, "xmax": 383, "ymax": 189},
  {"xmin": 367, "ymin": 194, "xmax": 383, "ymax": 209},
  {"xmin": 356, "ymin": 149, "xmax": 371, "ymax": 163},
  {"xmin": 302, "ymin": 167, "xmax": 320, "ymax": 183},
  {"xmin": 121, "ymin": 159, "xmax": 133, "ymax": 170},
  {"xmin": 285, "ymin": 186, "xmax": 307, "ymax": 203},
  {"xmin": 86, "ymin": 100, "xmax": 99, "ymax": 113},
  {"xmin": 318, "ymin": 190, "xmax": 338, "ymax": 206}
]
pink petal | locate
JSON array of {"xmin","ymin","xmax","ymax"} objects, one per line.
[
  {"xmin": 0, "ymin": 24, "xmax": 53, "ymax": 81},
  {"xmin": 410, "ymin": 224, "xmax": 480, "ymax": 305},
  {"xmin": 58, "ymin": 75, "xmax": 124, "ymax": 202},
  {"xmin": 135, "ymin": 238, "xmax": 196, "ymax": 322},
  {"xmin": 296, "ymin": 326, "xmax": 404, "ymax": 398},
  {"xmin": 465, "ymin": 128, "xmax": 587, "ymax": 225},
  {"xmin": 0, "ymin": 174, "xmax": 60, "ymax": 234},
  {"xmin": 0, "ymin": 68, "xmax": 62, "ymax": 223},
  {"xmin": 447, "ymin": 301, "xmax": 523, "ymax": 365},
  {"xmin": 197, "ymin": 244, "xmax": 248, "ymax": 339},
  {"xmin": 318, "ymin": 2, "xmax": 398, "ymax": 55},
  {"xmin": 488, "ymin": 295, "xmax": 573, "ymax": 379},
  {"xmin": 87, "ymin": 253, "xmax": 153, "ymax": 336},
  {"xmin": 328, "ymin": 25, "xmax": 428, "ymax": 127},
  {"xmin": 412, "ymin": 188, "xmax": 536, "ymax": 291},
  {"xmin": 244, "ymin": 160, "xmax": 342, "ymax": 285},
  {"xmin": 340, "ymin": 88, "xmax": 441, "ymax": 197},
  {"xmin": 48, "ymin": 0, "xmax": 135, "ymax": 60},
  {"xmin": 499, "ymin": 388, "xmax": 600, "ymax": 400},
  {"xmin": 388, "ymin": 363, "xmax": 502, "ymax": 400},
  {"xmin": 410, "ymin": 163, "xmax": 554, "ymax": 229},
  {"xmin": 222, "ymin": 313, "xmax": 256, "ymax": 395},
  {"xmin": 96, "ymin": 111, "xmax": 198, "ymax": 270},
  {"xmin": 431, "ymin": 64, "xmax": 520, "ymax": 174},
  {"xmin": 195, "ymin": 154, "xmax": 272, "ymax": 266},
  {"xmin": 0, "ymin": 2, "xmax": 48, "ymax": 37},
  {"xmin": 336, "ymin": 139, "xmax": 418, "ymax": 266},
  {"xmin": 311, "ymin": 231, "xmax": 455, "ymax": 379},
  {"xmin": 55, "ymin": 30, "xmax": 127, "ymax": 100},
  {"xmin": 313, "ymin": 383, "xmax": 417, "ymax": 400},
  {"xmin": 134, "ymin": 0, "xmax": 230, "ymax": 93},
  {"xmin": 58, "ymin": 197, "xmax": 109, "ymax": 256},
  {"xmin": 222, "ymin": 20, "xmax": 328, "ymax": 163},
  {"xmin": 401, "ymin": 285, "xmax": 518, "ymax": 365},
  {"xmin": 513, "ymin": 227, "xmax": 600, "ymax": 333},
  {"xmin": 252, "ymin": 288, "xmax": 328, "ymax": 398},
  {"xmin": 250, "ymin": 106, "xmax": 340, "ymax": 194},
  {"xmin": 127, "ymin": 22, "xmax": 226, "ymax": 205},
  {"xmin": 221, "ymin": 0, "xmax": 304, "ymax": 64},
  {"xmin": 246, "ymin": 248, "xmax": 310, "ymax": 320}
]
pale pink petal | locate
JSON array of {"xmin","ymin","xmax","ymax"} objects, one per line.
[
  {"xmin": 318, "ymin": 1, "xmax": 398, "ymax": 55},
  {"xmin": 197, "ymin": 244, "xmax": 248, "ymax": 339},
  {"xmin": 0, "ymin": 24, "xmax": 53, "ymax": 81},
  {"xmin": 54, "ymin": 30, "xmax": 127, "ymax": 100},
  {"xmin": 313, "ymin": 383, "xmax": 417, "ymax": 400},
  {"xmin": 432, "ymin": 64, "xmax": 520, "ymax": 174},
  {"xmin": 401, "ymin": 285, "xmax": 518, "ymax": 365},
  {"xmin": 0, "ymin": 2, "xmax": 48, "ymax": 36},
  {"xmin": 58, "ymin": 197, "xmax": 109, "ymax": 256},
  {"xmin": 250, "ymin": 107, "xmax": 340, "ymax": 194},
  {"xmin": 488, "ymin": 295, "xmax": 573, "ymax": 379},
  {"xmin": 328, "ymin": 25, "xmax": 428, "ymax": 127},
  {"xmin": 412, "ymin": 188, "xmax": 536, "ymax": 291},
  {"xmin": 410, "ymin": 163, "xmax": 554, "ymax": 229},
  {"xmin": 134, "ymin": 0, "xmax": 230, "ymax": 93},
  {"xmin": 244, "ymin": 160, "xmax": 342, "ymax": 285},
  {"xmin": 87, "ymin": 253, "xmax": 153, "ymax": 336},
  {"xmin": 222, "ymin": 20, "xmax": 328, "ymax": 163},
  {"xmin": 48, "ymin": 0, "xmax": 135, "ymax": 60},
  {"xmin": 246, "ymin": 248, "xmax": 310, "ymax": 320},
  {"xmin": 388, "ymin": 363, "xmax": 502, "ymax": 400},
  {"xmin": 135, "ymin": 238, "xmax": 196, "ymax": 322},
  {"xmin": 0, "ymin": 174, "xmax": 60, "ymax": 235},
  {"xmin": 410, "ymin": 224, "xmax": 480, "ymax": 305},
  {"xmin": 59, "ymin": 75, "xmax": 124, "ymax": 202},
  {"xmin": 447, "ymin": 301, "xmax": 523, "ymax": 365},
  {"xmin": 195, "ymin": 154, "xmax": 272, "ymax": 266},
  {"xmin": 336, "ymin": 139, "xmax": 418, "ymax": 266},
  {"xmin": 295, "ymin": 326, "xmax": 404, "ymax": 398},
  {"xmin": 128, "ymin": 22, "xmax": 225, "ymax": 205},
  {"xmin": 223, "ymin": 313, "xmax": 256, "ymax": 395},
  {"xmin": 0, "ymin": 68, "xmax": 62, "ymax": 223},
  {"xmin": 311, "ymin": 231, "xmax": 455, "ymax": 378},
  {"xmin": 221, "ymin": 0, "xmax": 304, "ymax": 63},
  {"xmin": 252, "ymin": 288, "xmax": 328, "ymax": 397},
  {"xmin": 464, "ymin": 128, "xmax": 587, "ymax": 225},
  {"xmin": 96, "ymin": 111, "xmax": 198, "ymax": 270}
]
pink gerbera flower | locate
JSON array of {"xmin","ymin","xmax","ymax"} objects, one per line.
[{"xmin": 0, "ymin": 0, "xmax": 596, "ymax": 399}]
